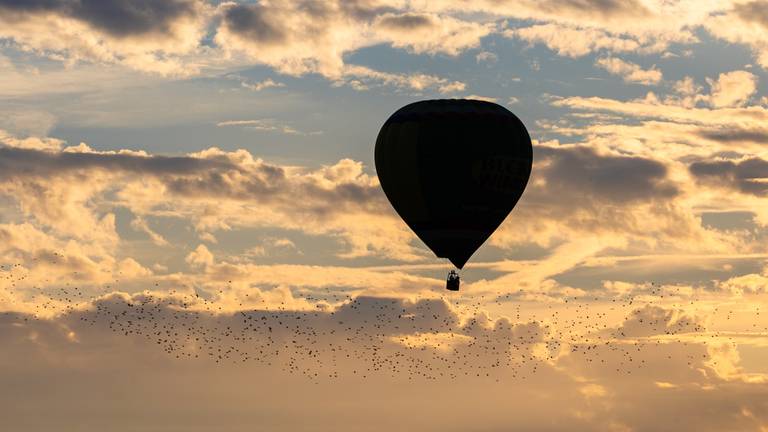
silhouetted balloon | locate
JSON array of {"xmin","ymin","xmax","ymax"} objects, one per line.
[{"xmin": 375, "ymin": 99, "xmax": 532, "ymax": 269}]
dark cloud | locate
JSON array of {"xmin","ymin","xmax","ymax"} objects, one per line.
[
  {"xmin": 0, "ymin": 0, "xmax": 63, "ymax": 12},
  {"xmin": 1, "ymin": 291, "xmax": 546, "ymax": 378},
  {"xmin": 159, "ymin": 160, "xmax": 385, "ymax": 216},
  {"xmin": 338, "ymin": 0, "xmax": 396, "ymax": 21},
  {"xmin": 690, "ymin": 157, "xmax": 768, "ymax": 195},
  {"xmin": 73, "ymin": 0, "xmax": 196, "ymax": 37},
  {"xmin": 0, "ymin": 290, "xmax": 592, "ymax": 432},
  {"xmin": 0, "ymin": 145, "xmax": 230, "ymax": 179},
  {"xmin": 536, "ymin": 146, "xmax": 678, "ymax": 203},
  {"xmin": 0, "ymin": 0, "xmax": 197, "ymax": 37},
  {"xmin": 378, "ymin": 13, "xmax": 433, "ymax": 30},
  {"xmin": 0, "ymin": 145, "xmax": 387, "ymax": 222},
  {"xmin": 698, "ymin": 128, "xmax": 768, "ymax": 144},
  {"xmin": 222, "ymin": 3, "xmax": 287, "ymax": 44},
  {"xmin": 536, "ymin": 0, "xmax": 650, "ymax": 18},
  {"xmin": 734, "ymin": 1, "xmax": 768, "ymax": 28}
]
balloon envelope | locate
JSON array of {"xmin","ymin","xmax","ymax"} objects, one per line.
[{"xmin": 375, "ymin": 99, "xmax": 532, "ymax": 268}]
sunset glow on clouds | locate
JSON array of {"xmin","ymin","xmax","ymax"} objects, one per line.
[{"xmin": 3, "ymin": 1, "xmax": 768, "ymax": 430}]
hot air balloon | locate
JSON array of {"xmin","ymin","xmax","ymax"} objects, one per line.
[{"xmin": 375, "ymin": 99, "xmax": 532, "ymax": 290}]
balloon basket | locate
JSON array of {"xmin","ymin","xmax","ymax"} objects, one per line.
[{"xmin": 446, "ymin": 270, "xmax": 460, "ymax": 291}]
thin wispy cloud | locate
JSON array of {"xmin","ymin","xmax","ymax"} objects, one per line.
[{"xmin": 216, "ymin": 119, "xmax": 322, "ymax": 135}]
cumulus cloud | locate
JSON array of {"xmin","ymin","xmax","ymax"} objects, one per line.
[
  {"xmin": 0, "ymin": 0, "xmax": 210, "ymax": 75},
  {"xmin": 707, "ymin": 70, "xmax": 759, "ymax": 108},
  {"xmin": 705, "ymin": 1, "xmax": 768, "ymax": 68},
  {"xmin": 720, "ymin": 270, "xmax": 768, "ymax": 294},
  {"xmin": 0, "ymin": 0, "xmax": 764, "ymax": 92},
  {"xmin": 615, "ymin": 304, "xmax": 706, "ymax": 337},
  {"xmin": 214, "ymin": 1, "xmax": 489, "ymax": 80},
  {"xmin": 0, "ymin": 141, "xmax": 418, "ymax": 262},
  {"xmin": 0, "ymin": 0, "xmax": 199, "ymax": 38},
  {"xmin": 186, "ymin": 244, "xmax": 214, "ymax": 268},
  {"xmin": 536, "ymin": 145, "xmax": 678, "ymax": 203},
  {"xmin": 488, "ymin": 142, "xmax": 721, "ymax": 253}
]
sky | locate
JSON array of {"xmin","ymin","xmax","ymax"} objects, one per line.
[{"xmin": 3, "ymin": 0, "xmax": 768, "ymax": 430}]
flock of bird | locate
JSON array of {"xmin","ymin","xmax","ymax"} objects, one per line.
[{"xmin": 1, "ymin": 256, "xmax": 765, "ymax": 382}]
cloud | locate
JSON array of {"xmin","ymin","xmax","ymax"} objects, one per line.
[
  {"xmin": 705, "ymin": 1, "xmax": 768, "ymax": 68},
  {"xmin": 244, "ymin": 237, "xmax": 299, "ymax": 258},
  {"xmin": 0, "ymin": 141, "xmax": 417, "ymax": 262},
  {"xmin": 476, "ymin": 50, "xmax": 498, "ymax": 64},
  {"xmin": 373, "ymin": 12, "xmax": 493, "ymax": 56},
  {"xmin": 0, "ymin": 0, "xmax": 488, "ymax": 82},
  {"xmin": 186, "ymin": 244, "xmax": 214, "ymax": 268},
  {"xmin": 0, "ymin": 143, "xmax": 227, "ymax": 178},
  {"xmin": 238, "ymin": 77, "xmax": 285, "ymax": 91},
  {"xmin": 551, "ymin": 92, "xmax": 768, "ymax": 131},
  {"xmin": 214, "ymin": 2, "xmax": 489, "ymax": 79},
  {"xmin": 507, "ymin": 24, "xmax": 643, "ymax": 57},
  {"xmin": 0, "ymin": 128, "xmax": 64, "ymax": 151},
  {"xmin": 497, "ymin": 0, "xmax": 703, "ymax": 58},
  {"xmin": 216, "ymin": 119, "xmax": 321, "ymax": 135},
  {"xmin": 690, "ymin": 157, "xmax": 768, "ymax": 196},
  {"xmin": 0, "ymin": 222, "xmax": 153, "ymax": 299},
  {"xmin": 336, "ymin": 65, "xmax": 466, "ymax": 93},
  {"xmin": 376, "ymin": 12, "xmax": 432, "ymax": 30},
  {"xmin": 0, "ymin": 0, "xmax": 209, "ymax": 75},
  {"xmin": 668, "ymin": 76, "xmax": 707, "ymax": 108},
  {"xmin": 707, "ymin": 70, "xmax": 759, "ymax": 108},
  {"xmin": 0, "ymin": 0, "xmax": 766, "ymax": 86},
  {"xmin": 488, "ymin": 142, "xmax": 712, "ymax": 252},
  {"xmin": 0, "ymin": 0, "xmax": 199, "ymax": 37},
  {"xmin": 2, "ymin": 286, "xmax": 768, "ymax": 431},
  {"xmin": 595, "ymin": 56, "xmax": 663, "ymax": 85},
  {"xmin": 220, "ymin": 3, "xmax": 288, "ymax": 46},
  {"xmin": 536, "ymin": 73, "xmax": 768, "ymax": 247},
  {"xmin": 130, "ymin": 216, "xmax": 169, "ymax": 246},
  {"xmin": 615, "ymin": 304, "xmax": 706, "ymax": 338},
  {"xmin": 720, "ymin": 269, "xmax": 768, "ymax": 294},
  {"xmin": 464, "ymin": 94, "xmax": 498, "ymax": 103},
  {"xmin": 536, "ymin": 145, "xmax": 678, "ymax": 203}
]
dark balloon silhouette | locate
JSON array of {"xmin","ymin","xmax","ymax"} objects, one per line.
[{"xmin": 375, "ymin": 99, "xmax": 533, "ymax": 286}]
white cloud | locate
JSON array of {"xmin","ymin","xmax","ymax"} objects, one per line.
[
  {"xmin": 476, "ymin": 51, "xmax": 498, "ymax": 64},
  {"xmin": 216, "ymin": 119, "xmax": 321, "ymax": 135},
  {"xmin": 186, "ymin": 244, "xmax": 214, "ymax": 268},
  {"xmin": 337, "ymin": 64, "xmax": 466, "ymax": 93},
  {"xmin": 239, "ymin": 78, "xmax": 285, "ymax": 91},
  {"xmin": 707, "ymin": 70, "xmax": 759, "ymax": 108},
  {"xmin": 508, "ymin": 24, "xmax": 643, "ymax": 57},
  {"xmin": 705, "ymin": 1, "xmax": 768, "ymax": 69},
  {"xmin": 595, "ymin": 56, "xmax": 663, "ymax": 85}
]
